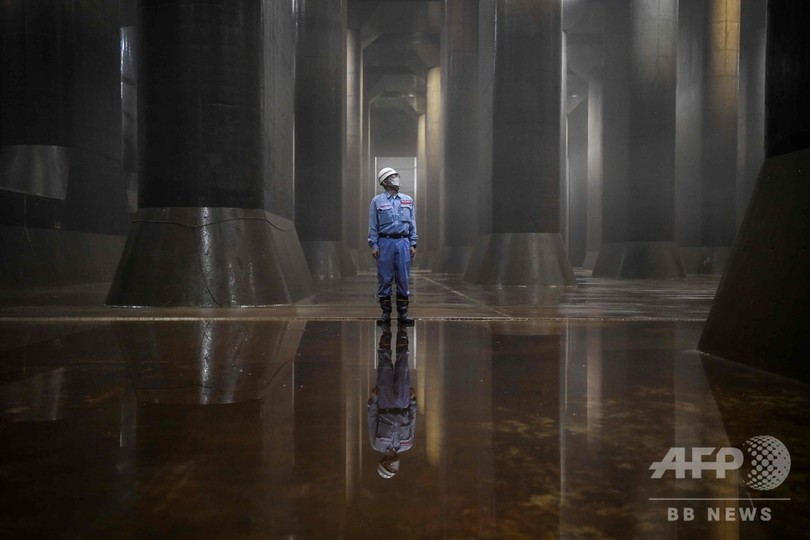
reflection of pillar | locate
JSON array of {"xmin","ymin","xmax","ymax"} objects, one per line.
[
  {"xmin": 341, "ymin": 322, "xmax": 364, "ymax": 503},
  {"xmin": 437, "ymin": 0, "xmax": 478, "ymax": 273},
  {"xmin": 0, "ymin": 368, "xmax": 66, "ymax": 422},
  {"xmin": 295, "ymin": 1, "xmax": 354, "ymax": 280},
  {"xmin": 594, "ymin": 0, "xmax": 685, "ymax": 279},
  {"xmin": 425, "ymin": 67, "xmax": 443, "ymax": 268},
  {"xmin": 425, "ymin": 324, "xmax": 444, "ymax": 468},
  {"xmin": 293, "ymin": 322, "xmax": 344, "ymax": 535},
  {"xmin": 118, "ymin": 320, "xmax": 306, "ymax": 536},
  {"xmin": 440, "ymin": 324, "xmax": 494, "ymax": 527},
  {"xmin": 116, "ymin": 321, "xmax": 304, "ymax": 404},
  {"xmin": 470, "ymin": 0, "xmax": 575, "ymax": 286},
  {"xmin": 107, "ymin": 0, "xmax": 313, "ymax": 306},
  {"xmin": 491, "ymin": 325, "xmax": 561, "ymax": 530},
  {"xmin": 585, "ymin": 325, "xmax": 603, "ymax": 447},
  {"xmin": 673, "ymin": 350, "xmax": 739, "ymax": 538}
]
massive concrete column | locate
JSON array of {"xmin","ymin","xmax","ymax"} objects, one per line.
[
  {"xmin": 593, "ymin": 0, "xmax": 685, "ymax": 279},
  {"xmin": 679, "ymin": 0, "xmax": 741, "ymax": 274},
  {"xmin": 700, "ymin": 0, "xmax": 740, "ymax": 257},
  {"xmin": 344, "ymin": 29, "xmax": 363, "ymax": 269},
  {"xmin": 699, "ymin": 0, "xmax": 810, "ymax": 383},
  {"xmin": 424, "ymin": 67, "xmax": 443, "ymax": 269},
  {"xmin": 736, "ymin": 0, "xmax": 766, "ymax": 228},
  {"xmin": 295, "ymin": 0, "xmax": 354, "ymax": 281},
  {"xmin": 416, "ymin": 114, "xmax": 428, "ymax": 268},
  {"xmin": 107, "ymin": 0, "xmax": 313, "ymax": 306},
  {"xmin": 436, "ymin": 0, "xmax": 479, "ymax": 273},
  {"xmin": 470, "ymin": 0, "xmax": 575, "ymax": 287},
  {"xmin": 675, "ymin": 0, "xmax": 707, "ymax": 270},
  {"xmin": 584, "ymin": 79, "xmax": 604, "ymax": 269},
  {"xmin": 263, "ymin": 0, "xmax": 297, "ymax": 221}
]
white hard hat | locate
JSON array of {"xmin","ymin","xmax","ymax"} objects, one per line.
[{"xmin": 377, "ymin": 167, "xmax": 399, "ymax": 185}]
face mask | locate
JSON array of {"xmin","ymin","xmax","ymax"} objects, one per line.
[{"xmin": 387, "ymin": 176, "xmax": 400, "ymax": 188}]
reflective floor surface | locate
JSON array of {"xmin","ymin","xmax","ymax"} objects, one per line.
[{"xmin": 0, "ymin": 272, "xmax": 808, "ymax": 539}]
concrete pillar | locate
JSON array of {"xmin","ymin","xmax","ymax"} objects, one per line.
[
  {"xmin": 107, "ymin": 0, "xmax": 313, "ymax": 306},
  {"xmin": 470, "ymin": 0, "xmax": 575, "ymax": 287},
  {"xmin": 425, "ymin": 67, "xmax": 443, "ymax": 269},
  {"xmin": 699, "ymin": 0, "xmax": 810, "ymax": 383},
  {"xmin": 584, "ymin": 79, "xmax": 604, "ymax": 269},
  {"xmin": 567, "ymin": 99, "xmax": 589, "ymax": 267},
  {"xmin": 675, "ymin": 0, "xmax": 707, "ymax": 269},
  {"xmin": 736, "ymin": 0, "xmax": 766, "ymax": 229},
  {"xmin": 679, "ymin": 0, "xmax": 741, "ymax": 275},
  {"xmin": 360, "ymin": 64, "xmax": 375, "ymax": 271},
  {"xmin": 593, "ymin": 0, "xmax": 685, "ymax": 279},
  {"xmin": 416, "ymin": 114, "xmax": 428, "ymax": 268},
  {"xmin": 345, "ymin": 29, "xmax": 362, "ymax": 270},
  {"xmin": 436, "ymin": 0, "xmax": 479, "ymax": 274},
  {"xmin": 701, "ymin": 0, "xmax": 740, "ymax": 247},
  {"xmin": 464, "ymin": 0, "xmax": 496, "ymax": 282},
  {"xmin": 295, "ymin": 0, "xmax": 354, "ymax": 281},
  {"xmin": 263, "ymin": 0, "xmax": 297, "ymax": 221}
]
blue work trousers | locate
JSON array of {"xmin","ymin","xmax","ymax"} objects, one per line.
[{"xmin": 376, "ymin": 237, "xmax": 411, "ymax": 298}]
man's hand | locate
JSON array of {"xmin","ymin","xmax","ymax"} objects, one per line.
[
  {"xmin": 410, "ymin": 246, "xmax": 416, "ymax": 259},
  {"xmin": 371, "ymin": 248, "xmax": 380, "ymax": 259}
]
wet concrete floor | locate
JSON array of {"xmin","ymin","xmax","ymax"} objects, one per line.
[{"xmin": 0, "ymin": 271, "xmax": 807, "ymax": 539}]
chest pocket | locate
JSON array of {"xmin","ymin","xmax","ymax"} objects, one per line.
[
  {"xmin": 377, "ymin": 203, "xmax": 395, "ymax": 225},
  {"xmin": 400, "ymin": 205, "xmax": 413, "ymax": 221}
]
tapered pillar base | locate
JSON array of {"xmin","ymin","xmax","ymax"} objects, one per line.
[
  {"xmin": 582, "ymin": 250, "xmax": 600, "ymax": 270},
  {"xmin": 592, "ymin": 241, "xmax": 685, "ymax": 279},
  {"xmin": 301, "ymin": 240, "xmax": 356, "ymax": 281},
  {"xmin": 463, "ymin": 235, "xmax": 492, "ymax": 283},
  {"xmin": 700, "ymin": 147, "xmax": 810, "ymax": 383},
  {"xmin": 468, "ymin": 233, "xmax": 575, "ymax": 286},
  {"xmin": 106, "ymin": 208, "xmax": 314, "ymax": 306},
  {"xmin": 679, "ymin": 246, "xmax": 731, "ymax": 275},
  {"xmin": 417, "ymin": 250, "xmax": 436, "ymax": 271},
  {"xmin": 432, "ymin": 245, "xmax": 474, "ymax": 274}
]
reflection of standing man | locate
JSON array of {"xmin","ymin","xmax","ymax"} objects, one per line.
[
  {"xmin": 367, "ymin": 328, "xmax": 416, "ymax": 479},
  {"xmin": 368, "ymin": 167, "xmax": 417, "ymax": 326}
]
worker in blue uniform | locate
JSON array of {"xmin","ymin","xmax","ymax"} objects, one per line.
[{"xmin": 368, "ymin": 167, "xmax": 417, "ymax": 326}]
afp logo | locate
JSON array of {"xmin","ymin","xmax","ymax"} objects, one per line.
[{"xmin": 650, "ymin": 435, "xmax": 791, "ymax": 490}]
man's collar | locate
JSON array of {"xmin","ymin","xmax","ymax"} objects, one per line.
[{"xmin": 385, "ymin": 191, "xmax": 400, "ymax": 200}]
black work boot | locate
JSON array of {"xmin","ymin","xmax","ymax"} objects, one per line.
[
  {"xmin": 395, "ymin": 329, "xmax": 409, "ymax": 352},
  {"xmin": 379, "ymin": 328, "xmax": 392, "ymax": 350},
  {"xmin": 396, "ymin": 296, "xmax": 414, "ymax": 326},
  {"xmin": 377, "ymin": 296, "xmax": 392, "ymax": 326}
]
